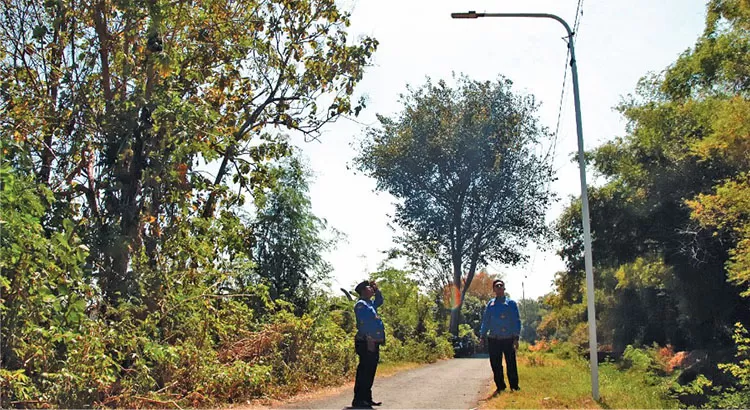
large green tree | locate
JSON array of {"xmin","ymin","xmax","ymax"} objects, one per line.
[
  {"xmin": 356, "ymin": 76, "xmax": 552, "ymax": 334},
  {"xmin": 550, "ymin": 0, "xmax": 750, "ymax": 352},
  {"xmin": 0, "ymin": 0, "xmax": 377, "ymax": 306},
  {"xmin": 1, "ymin": 0, "xmax": 377, "ymax": 404},
  {"xmin": 251, "ymin": 156, "xmax": 337, "ymax": 310}
]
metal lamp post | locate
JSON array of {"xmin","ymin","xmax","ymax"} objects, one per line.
[{"xmin": 451, "ymin": 11, "xmax": 599, "ymax": 400}]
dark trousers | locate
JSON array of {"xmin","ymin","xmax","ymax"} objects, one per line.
[
  {"xmin": 353, "ymin": 340, "xmax": 380, "ymax": 404},
  {"xmin": 487, "ymin": 337, "xmax": 519, "ymax": 390}
]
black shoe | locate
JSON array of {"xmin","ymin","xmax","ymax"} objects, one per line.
[
  {"xmin": 368, "ymin": 400, "xmax": 382, "ymax": 406},
  {"xmin": 351, "ymin": 401, "xmax": 373, "ymax": 409},
  {"xmin": 511, "ymin": 386, "xmax": 520, "ymax": 391},
  {"xmin": 493, "ymin": 388, "xmax": 505, "ymax": 396}
]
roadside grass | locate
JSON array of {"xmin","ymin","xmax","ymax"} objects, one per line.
[{"xmin": 481, "ymin": 352, "xmax": 680, "ymax": 409}]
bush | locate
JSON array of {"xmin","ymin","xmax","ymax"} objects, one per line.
[
  {"xmin": 528, "ymin": 338, "xmax": 559, "ymax": 352},
  {"xmin": 551, "ymin": 340, "xmax": 583, "ymax": 361},
  {"xmin": 622, "ymin": 345, "xmax": 655, "ymax": 372},
  {"xmin": 703, "ymin": 323, "xmax": 750, "ymax": 409},
  {"xmin": 381, "ymin": 334, "xmax": 453, "ymax": 364},
  {"xmin": 1, "ymin": 245, "xmax": 454, "ymax": 407},
  {"xmin": 524, "ymin": 352, "xmax": 547, "ymax": 367}
]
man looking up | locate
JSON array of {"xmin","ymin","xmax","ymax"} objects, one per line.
[{"xmin": 352, "ymin": 280, "xmax": 385, "ymax": 408}]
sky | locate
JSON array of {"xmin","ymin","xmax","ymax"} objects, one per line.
[{"xmin": 292, "ymin": 0, "xmax": 708, "ymax": 300}]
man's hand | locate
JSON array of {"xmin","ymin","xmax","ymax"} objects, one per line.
[
  {"xmin": 479, "ymin": 337, "xmax": 485, "ymax": 349},
  {"xmin": 370, "ymin": 281, "xmax": 379, "ymax": 293},
  {"xmin": 513, "ymin": 338, "xmax": 519, "ymax": 351}
]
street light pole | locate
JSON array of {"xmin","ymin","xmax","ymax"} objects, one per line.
[{"xmin": 451, "ymin": 11, "xmax": 599, "ymax": 400}]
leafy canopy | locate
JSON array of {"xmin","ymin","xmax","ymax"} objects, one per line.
[{"xmin": 356, "ymin": 75, "xmax": 553, "ymax": 333}]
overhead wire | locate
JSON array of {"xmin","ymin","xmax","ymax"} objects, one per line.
[
  {"xmin": 527, "ymin": 0, "xmax": 585, "ymax": 301},
  {"xmin": 548, "ymin": 0, "xmax": 585, "ymax": 168}
]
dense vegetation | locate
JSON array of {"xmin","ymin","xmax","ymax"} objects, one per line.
[
  {"xmin": 539, "ymin": 0, "xmax": 750, "ymax": 406},
  {"xmin": 2, "ymin": 0, "xmax": 748, "ymax": 408},
  {"xmin": 0, "ymin": 0, "xmax": 457, "ymax": 407}
]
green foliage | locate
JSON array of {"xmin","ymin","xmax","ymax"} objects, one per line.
[
  {"xmin": 670, "ymin": 375, "xmax": 713, "ymax": 406},
  {"xmin": 0, "ymin": 162, "xmax": 100, "ymax": 407},
  {"xmin": 663, "ymin": 0, "xmax": 750, "ymax": 99},
  {"xmin": 260, "ymin": 309, "xmax": 356, "ymax": 396},
  {"xmin": 597, "ymin": 361, "xmax": 680, "ymax": 409},
  {"xmin": 362, "ymin": 268, "xmax": 454, "ymax": 363},
  {"xmin": 0, "ymin": 0, "xmax": 384, "ymax": 406},
  {"xmin": 370, "ymin": 268, "xmax": 434, "ymax": 341},
  {"xmin": 614, "ymin": 256, "xmax": 673, "ymax": 290},
  {"xmin": 537, "ymin": 295, "xmax": 587, "ymax": 342},
  {"xmin": 457, "ymin": 323, "xmax": 476, "ymax": 340},
  {"xmin": 720, "ymin": 324, "xmax": 750, "ymax": 393},
  {"xmin": 460, "ymin": 295, "xmax": 485, "ymax": 337},
  {"xmin": 518, "ymin": 297, "xmax": 548, "ymax": 344},
  {"xmin": 550, "ymin": 340, "xmax": 583, "ymax": 362},
  {"xmin": 356, "ymin": 75, "xmax": 553, "ymax": 334},
  {"xmin": 706, "ymin": 323, "xmax": 750, "ymax": 408},
  {"xmin": 1, "ymin": 0, "xmax": 377, "ymax": 306},
  {"xmin": 688, "ymin": 174, "xmax": 750, "ymax": 297},
  {"xmin": 549, "ymin": 0, "xmax": 750, "ymax": 359},
  {"xmin": 380, "ymin": 337, "xmax": 454, "ymax": 364},
  {"xmin": 251, "ymin": 157, "xmax": 339, "ymax": 309},
  {"xmin": 489, "ymin": 349, "xmax": 681, "ymax": 409},
  {"xmin": 622, "ymin": 345, "xmax": 657, "ymax": 373},
  {"xmin": 530, "ymin": 6, "xmax": 750, "ymax": 406}
]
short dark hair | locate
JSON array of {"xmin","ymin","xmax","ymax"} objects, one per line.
[
  {"xmin": 355, "ymin": 280, "xmax": 371, "ymax": 295},
  {"xmin": 493, "ymin": 279, "xmax": 505, "ymax": 288}
]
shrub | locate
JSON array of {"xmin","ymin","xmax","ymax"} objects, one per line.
[
  {"xmin": 705, "ymin": 323, "xmax": 750, "ymax": 409},
  {"xmin": 381, "ymin": 334, "xmax": 452, "ymax": 364},
  {"xmin": 551, "ymin": 340, "xmax": 582, "ymax": 361},
  {"xmin": 622, "ymin": 345, "xmax": 655, "ymax": 372},
  {"xmin": 529, "ymin": 338, "xmax": 553, "ymax": 352},
  {"xmin": 524, "ymin": 352, "xmax": 547, "ymax": 367}
]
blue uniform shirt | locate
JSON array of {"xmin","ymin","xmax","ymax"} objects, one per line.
[
  {"xmin": 354, "ymin": 291, "xmax": 385, "ymax": 342},
  {"xmin": 480, "ymin": 296, "xmax": 521, "ymax": 339}
]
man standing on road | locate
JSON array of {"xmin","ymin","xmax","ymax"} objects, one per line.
[
  {"xmin": 352, "ymin": 280, "xmax": 385, "ymax": 409},
  {"xmin": 479, "ymin": 279, "xmax": 521, "ymax": 394}
]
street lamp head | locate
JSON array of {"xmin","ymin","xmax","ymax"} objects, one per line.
[{"xmin": 451, "ymin": 11, "xmax": 481, "ymax": 19}]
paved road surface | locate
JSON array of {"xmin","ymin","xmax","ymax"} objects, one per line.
[{"xmin": 280, "ymin": 356, "xmax": 493, "ymax": 409}]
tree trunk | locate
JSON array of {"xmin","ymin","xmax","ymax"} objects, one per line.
[
  {"xmin": 449, "ymin": 306, "xmax": 464, "ymax": 336},
  {"xmin": 449, "ymin": 238, "xmax": 483, "ymax": 335},
  {"xmin": 449, "ymin": 257, "xmax": 463, "ymax": 335}
]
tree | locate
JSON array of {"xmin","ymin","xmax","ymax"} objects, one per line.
[
  {"xmin": 518, "ymin": 297, "xmax": 547, "ymax": 344},
  {"xmin": 369, "ymin": 268, "xmax": 426, "ymax": 341},
  {"xmin": 0, "ymin": 0, "xmax": 377, "ymax": 306},
  {"xmin": 465, "ymin": 269, "xmax": 501, "ymax": 301},
  {"xmin": 0, "ymin": 161, "xmax": 91, "ymax": 372},
  {"xmin": 551, "ymin": 0, "xmax": 750, "ymax": 352},
  {"xmin": 356, "ymin": 75, "xmax": 552, "ymax": 334},
  {"xmin": 439, "ymin": 269, "xmax": 499, "ymax": 309},
  {"xmin": 251, "ymin": 156, "xmax": 338, "ymax": 310}
]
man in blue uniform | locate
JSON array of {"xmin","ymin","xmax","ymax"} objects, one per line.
[
  {"xmin": 352, "ymin": 280, "xmax": 385, "ymax": 408},
  {"xmin": 480, "ymin": 279, "xmax": 521, "ymax": 394}
]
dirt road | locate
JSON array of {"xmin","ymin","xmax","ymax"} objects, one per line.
[{"xmin": 279, "ymin": 356, "xmax": 494, "ymax": 409}]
